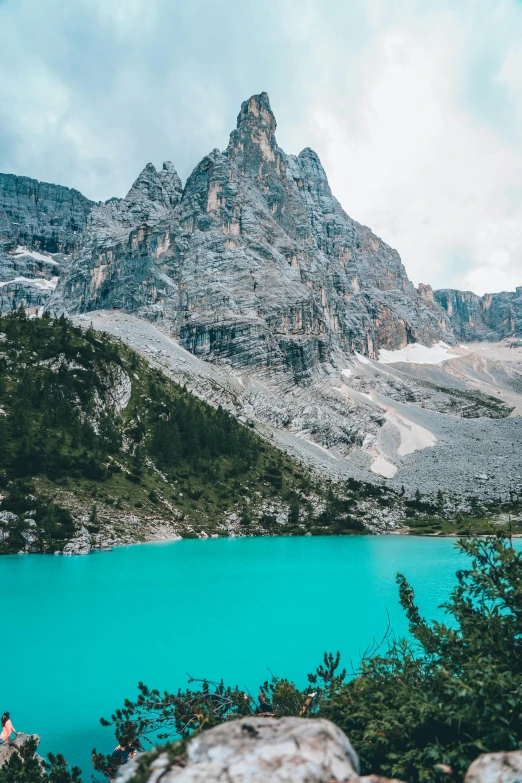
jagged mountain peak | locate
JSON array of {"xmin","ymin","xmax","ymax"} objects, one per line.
[
  {"xmin": 226, "ymin": 92, "xmax": 281, "ymax": 179},
  {"xmin": 120, "ymin": 159, "xmax": 183, "ymax": 216},
  {"xmin": 126, "ymin": 162, "xmax": 169, "ymax": 207},
  {"xmin": 236, "ymin": 92, "xmax": 276, "ymax": 132},
  {"xmin": 6, "ymin": 89, "xmax": 522, "ymax": 363},
  {"xmin": 293, "ymin": 147, "xmax": 332, "ymax": 196},
  {"xmin": 44, "ymin": 89, "xmax": 455, "ymax": 361},
  {"xmin": 158, "ymin": 160, "xmax": 183, "ymax": 207}
]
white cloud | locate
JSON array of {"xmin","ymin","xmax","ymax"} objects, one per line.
[{"xmin": 287, "ymin": 2, "xmax": 522, "ymax": 295}]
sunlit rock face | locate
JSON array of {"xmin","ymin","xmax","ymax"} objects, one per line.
[
  {"xmin": 435, "ymin": 287, "xmax": 522, "ymax": 340},
  {"xmin": 51, "ymin": 92, "xmax": 454, "ymax": 380}
]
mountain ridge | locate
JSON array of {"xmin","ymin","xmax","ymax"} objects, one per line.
[
  {"xmin": 1, "ymin": 92, "xmax": 521, "ymax": 350},
  {"xmin": 1, "ymin": 92, "xmax": 522, "ymax": 499}
]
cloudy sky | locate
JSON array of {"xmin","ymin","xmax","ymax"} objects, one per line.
[{"xmin": 1, "ymin": 0, "xmax": 521, "ymax": 295}]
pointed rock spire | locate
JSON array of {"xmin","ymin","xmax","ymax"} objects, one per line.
[
  {"xmin": 158, "ymin": 161, "xmax": 183, "ymax": 207},
  {"xmin": 226, "ymin": 92, "xmax": 281, "ymax": 178},
  {"xmin": 295, "ymin": 147, "xmax": 333, "ymax": 200},
  {"xmin": 124, "ymin": 161, "xmax": 182, "ymax": 211},
  {"xmin": 236, "ymin": 92, "xmax": 277, "ymax": 136},
  {"xmin": 126, "ymin": 162, "xmax": 170, "ymax": 207}
]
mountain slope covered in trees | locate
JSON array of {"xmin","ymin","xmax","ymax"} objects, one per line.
[
  {"xmin": 1, "ymin": 311, "xmax": 520, "ymax": 554},
  {"xmin": 0, "ymin": 311, "xmax": 400, "ymax": 553}
]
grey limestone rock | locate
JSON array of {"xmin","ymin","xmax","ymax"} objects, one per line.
[
  {"xmin": 435, "ymin": 287, "xmax": 522, "ymax": 341},
  {"xmin": 464, "ymin": 751, "xmax": 522, "ymax": 783},
  {"xmin": 4, "ymin": 92, "xmax": 522, "ymax": 362},
  {"xmin": 0, "ymin": 733, "xmax": 42, "ymax": 768},
  {"xmin": 51, "ymin": 161, "xmax": 180, "ymax": 316},
  {"xmin": 0, "ymin": 173, "xmax": 93, "ymax": 254},
  {"xmin": 62, "ymin": 525, "xmax": 92, "ymax": 556},
  {"xmin": 0, "ymin": 511, "xmax": 17, "ymax": 523},
  {"xmin": 0, "ymin": 172, "xmax": 92, "ymax": 313},
  {"xmin": 116, "ymin": 716, "xmax": 360, "ymax": 783}
]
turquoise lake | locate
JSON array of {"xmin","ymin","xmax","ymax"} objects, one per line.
[{"xmin": 1, "ymin": 535, "xmax": 497, "ymax": 771}]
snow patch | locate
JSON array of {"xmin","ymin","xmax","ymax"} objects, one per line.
[
  {"xmin": 367, "ymin": 406, "xmax": 436, "ymax": 479},
  {"xmin": 13, "ymin": 246, "xmax": 59, "ymax": 265},
  {"xmin": 384, "ymin": 408, "xmax": 437, "ymax": 455},
  {"xmin": 377, "ymin": 341, "xmax": 461, "ymax": 365},
  {"xmin": 355, "ymin": 352, "xmax": 372, "ymax": 365},
  {"xmin": 341, "ymin": 368, "xmax": 352, "ymax": 378},
  {"xmin": 371, "ymin": 456, "xmax": 397, "ymax": 478},
  {"xmin": 0, "ymin": 276, "xmax": 58, "ymax": 291}
]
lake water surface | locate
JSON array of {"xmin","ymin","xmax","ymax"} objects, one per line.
[{"xmin": 2, "ymin": 535, "xmax": 491, "ymax": 771}]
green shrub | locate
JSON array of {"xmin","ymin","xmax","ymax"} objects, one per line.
[{"xmin": 96, "ymin": 536, "xmax": 522, "ymax": 783}]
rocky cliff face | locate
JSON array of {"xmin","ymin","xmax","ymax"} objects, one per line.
[
  {"xmin": 0, "ymin": 173, "xmax": 94, "ymax": 312},
  {"xmin": 2, "ymin": 93, "xmax": 522, "ymax": 499},
  {"xmin": 0, "ymin": 173, "xmax": 93, "ymax": 253},
  {"xmin": 51, "ymin": 93, "xmax": 453, "ymax": 381},
  {"xmin": 3, "ymin": 94, "xmax": 522, "ymax": 360},
  {"xmin": 435, "ymin": 288, "xmax": 522, "ymax": 341}
]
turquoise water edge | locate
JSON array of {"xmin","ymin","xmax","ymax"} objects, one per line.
[{"xmin": 2, "ymin": 535, "xmax": 508, "ymax": 771}]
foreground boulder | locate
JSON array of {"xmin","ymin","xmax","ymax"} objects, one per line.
[
  {"xmin": 465, "ymin": 751, "xmax": 522, "ymax": 783},
  {"xmin": 117, "ymin": 717, "xmax": 361, "ymax": 782}
]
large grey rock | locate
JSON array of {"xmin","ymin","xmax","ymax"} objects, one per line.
[
  {"xmin": 464, "ymin": 751, "xmax": 522, "ymax": 783},
  {"xmin": 116, "ymin": 717, "xmax": 360, "ymax": 783},
  {"xmin": 62, "ymin": 525, "xmax": 91, "ymax": 556},
  {"xmin": 0, "ymin": 511, "xmax": 17, "ymax": 523}
]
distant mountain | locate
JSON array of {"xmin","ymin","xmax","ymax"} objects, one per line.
[
  {"xmin": 435, "ymin": 287, "xmax": 522, "ymax": 341},
  {"xmin": 1, "ymin": 93, "xmax": 521, "ymax": 352},
  {"xmin": 48, "ymin": 93, "xmax": 455, "ymax": 379},
  {"xmin": 1, "ymin": 94, "xmax": 522, "ymax": 505}
]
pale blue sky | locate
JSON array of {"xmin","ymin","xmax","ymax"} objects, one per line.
[{"xmin": 1, "ymin": 0, "xmax": 522, "ymax": 294}]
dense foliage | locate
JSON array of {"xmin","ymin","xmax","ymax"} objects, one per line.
[
  {"xmin": 0, "ymin": 309, "xmax": 260, "ymax": 486},
  {"xmin": 0, "ymin": 739, "xmax": 81, "ymax": 783},
  {"xmin": 0, "ymin": 309, "xmax": 330, "ymax": 551},
  {"xmin": 95, "ymin": 535, "xmax": 522, "ymax": 783}
]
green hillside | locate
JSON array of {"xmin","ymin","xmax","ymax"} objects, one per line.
[
  {"xmin": 0, "ymin": 310, "xmax": 374, "ymax": 553},
  {"xmin": 2, "ymin": 310, "xmax": 512, "ymax": 554}
]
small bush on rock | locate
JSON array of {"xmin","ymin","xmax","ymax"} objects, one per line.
[{"xmin": 0, "ymin": 738, "xmax": 81, "ymax": 783}]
